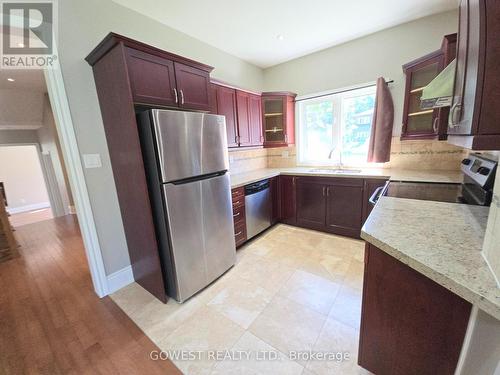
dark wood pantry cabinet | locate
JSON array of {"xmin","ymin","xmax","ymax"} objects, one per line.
[
  {"xmin": 86, "ymin": 33, "xmax": 216, "ymax": 302},
  {"xmin": 447, "ymin": 0, "xmax": 500, "ymax": 150}
]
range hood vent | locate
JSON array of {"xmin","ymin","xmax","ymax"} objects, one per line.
[{"xmin": 420, "ymin": 59, "xmax": 456, "ymax": 109}]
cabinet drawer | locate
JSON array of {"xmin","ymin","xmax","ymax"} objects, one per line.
[
  {"xmin": 232, "ymin": 187, "xmax": 245, "ymax": 208},
  {"xmin": 234, "ymin": 222, "xmax": 247, "ymax": 247},
  {"xmin": 232, "ymin": 205, "xmax": 246, "ymax": 226}
]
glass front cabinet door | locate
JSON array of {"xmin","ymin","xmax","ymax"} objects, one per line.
[{"xmin": 262, "ymin": 92, "xmax": 296, "ymax": 147}]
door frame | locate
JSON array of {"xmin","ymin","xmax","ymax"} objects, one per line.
[{"xmin": 44, "ymin": 56, "xmax": 109, "ymax": 298}]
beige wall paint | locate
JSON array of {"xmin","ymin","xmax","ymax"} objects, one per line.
[
  {"xmin": 0, "ymin": 90, "xmax": 44, "ymax": 129},
  {"xmin": 59, "ymin": 0, "xmax": 265, "ymax": 275},
  {"xmin": 263, "ymin": 10, "xmax": 459, "ymax": 138},
  {"xmin": 0, "ymin": 145, "xmax": 50, "ymax": 211}
]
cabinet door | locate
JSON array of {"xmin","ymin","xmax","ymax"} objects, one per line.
[
  {"xmin": 249, "ymin": 94, "xmax": 263, "ymax": 146},
  {"xmin": 216, "ymin": 86, "xmax": 238, "ymax": 148},
  {"xmin": 270, "ymin": 176, "xmax": 280, "ymax": 225},
  {"xmin": 279, "ymin": 175, "xmax": 296, "ymax": 225},
  {"xmin": 208, "ymin": 83, "xmax": 218, "ymax": 114},
  {"xmin": 296, "ymin": 178, "xmax": 326, "ymax": 231},
  {"xmin": 236, "ymin": 91, "xmax": 252, "ymax": 146},
  {"xmin": 126, "ymin": 48, "xmax": 178, "ymax": 107},
  {"xmin": 326, "ymin": 182, "xmax": 364, "ymax": 238},
  {"xmin": 174, "ymin": 62, "xmax": 210, "ymax": 111},
  {"xmin": 359, "ymin": 244, "xmax": 471, "ymax": 375}
]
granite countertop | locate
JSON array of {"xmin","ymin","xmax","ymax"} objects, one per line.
[
  {"xmin": 362, "ymin": 196, "xmax": 500, "ymax": 320},
  {"xmin": 229, "ymin": 167, "xmax": 463, "ymax": 188}
]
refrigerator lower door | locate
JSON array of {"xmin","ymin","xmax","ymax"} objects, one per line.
[{"xmin": 163, "ymin": 173, "xmax": 235, "ymax": 302}]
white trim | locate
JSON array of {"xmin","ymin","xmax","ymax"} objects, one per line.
[
  {"xmin": 106, "ymin": 266, "xmax": 134, "ymax": 294},
  {"xmin": 44, "ymin": 50, "xmax": 110, "ymax": 298},
  {"xmin": 454, "ymin": 305, "xmax": 479, "ymax": 375},
  {"xmin": 295, "ymin": 80, "xmax": 377, "ymax": 101},
  {"xmin": 7, "ymin": 201, "xmax": 50, "ymax": 214}
]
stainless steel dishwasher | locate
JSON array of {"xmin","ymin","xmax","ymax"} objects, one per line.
[{"xmin": 244, "ymin": 179, "xmax": 272, "ymax": 239}]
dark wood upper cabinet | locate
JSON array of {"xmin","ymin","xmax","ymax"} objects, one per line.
[
  {"xmin": 401, "ymin": 50, "xmax": 445, "ymax": 140},
  {"xmin": 236, "ymin": 91, "xmax": 252, "ymax": 147},
  {"xmin": 86, "ymin": 33, "xmax": 213, "ymax": 112},
  {"xmin": 208, "ymin": 83, "xmax": 218, "ymax": 114},
  {"xmin": 279, "ymin": 175, "xmax": 296, "ymax": 225},
  {"xmin": 126, "ymin": 48, "xmax": 178, "ymax": 107},
  {"xmin": 359, "ymin": 243, "xmax": 471, "ymax": 375},
  {"xmin": 401, "ymin": 34, "xmax": 457, "ymax": 141},
  {"xmin": 447, "ymin": 0, "xmax": 500, "ymax": 150},
  {"xmin": 326, "ymin": 180, "xmax": 364, "ymax": 238},
  {"xmin": 296, "ymin": 178, "xmax": 326, "ymax": 231},
  {"xmin": 249, "ymin": 94, "xmax": 264, "ymax": 146},
  {"xmin": 262, "ymin": 92, "xmax": 296, "ymax": 148},
  {"xmin": 174, "ymin": 62, "xmax": 210, "ymax": 111},
  {"xmin": 215, "ymin": 85, "xmax": 238, "ymax": 148}
]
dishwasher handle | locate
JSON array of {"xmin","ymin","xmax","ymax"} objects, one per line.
[{"xmin": 245, "ymin": 179, "xmax": 270, "ymax": 195}]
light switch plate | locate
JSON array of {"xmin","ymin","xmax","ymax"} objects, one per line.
[{"xmin": 83, "ymin": 153, "xmax": 102, "ymax": 169}]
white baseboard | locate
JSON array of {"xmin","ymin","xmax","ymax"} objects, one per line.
[
  {"xmin": 68, "ymin": 205, "xmax": 77, "ymax": 214},
  {"xmin": 106, "ymin": 265, "xmax": 134, "ymax": 294},
  {"xmin": 7, "ymin": 201, "xmax": 51, "ymax": 214}
]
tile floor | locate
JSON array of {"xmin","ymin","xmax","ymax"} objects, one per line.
[{"xmin": 112, "ymin": 224, "xmax": 371, "ymax": 375}]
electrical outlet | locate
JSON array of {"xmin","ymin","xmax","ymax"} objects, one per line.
[
  {"xmin": 282, "ymin": 151, "xmax": 289, "ymax": 158},
  {"xmin": 229, "ymin": 155, "xmax": 235, "ymax": 163},
  {"xmin": 83, "ymin": 154, "xmax": 102, "ymax": 169}
]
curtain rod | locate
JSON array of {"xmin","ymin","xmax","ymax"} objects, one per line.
[{"xmin": 295, "ymin": 79, "xmax": 394, "ymax": 102}]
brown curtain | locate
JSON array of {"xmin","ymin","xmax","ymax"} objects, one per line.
[{"xmin": 367, "ymin": 77, "xmax": 394, "ymax": 163}]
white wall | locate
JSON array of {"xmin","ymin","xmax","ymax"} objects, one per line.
[
  {"xmin": 37, "ymin": 95, "xmax": 73, "ymax": 216},
  {"xmin": 0, "ymin": 145, "xmax": 50, "ymax": 212},
  {"xmin": 58, "ymin": 0, "xmax": 265, "ymax": 275},
  {"xmin": 263, "ymin": 10, "xmax": 459, "ymax": 137},
  {"xmin": 0, "ymin": 90, "xmax": 44, "ymax": 129}
]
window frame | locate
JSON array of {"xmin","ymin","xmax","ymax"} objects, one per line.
[{"xmin": 296, "ymin": 84, "xmax": 377, "ymax": 167}]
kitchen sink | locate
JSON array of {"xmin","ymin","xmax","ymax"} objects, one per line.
[{"xmin": 309, "ymin": 168, "xmax": 362, "ymax": 174}]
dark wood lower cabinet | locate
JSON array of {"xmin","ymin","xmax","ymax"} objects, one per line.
[
  {"xmin": 279, "ymin": 175, "xmax": 297, "ymax": 225},
  {"xmin": 270, "ymin": 176, "xmax": 280, "ymax": 225},
  {"xmin": 296, "ymin": 178, "xmax": 326, "ymax": 231},
  {"xmin": 326, "ymin": 181, "xmax": 364, "ymax": 238},
  {"xmin": 358, "ymin": 244, "xmax": 471, "ymax": 375}
]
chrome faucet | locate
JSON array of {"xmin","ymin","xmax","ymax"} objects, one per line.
[{"xmin": 328, "ymin": 147, "xmax": 336, "ymax": 159}]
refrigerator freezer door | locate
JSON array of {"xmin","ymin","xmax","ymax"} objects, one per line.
[
  {"xmin": 163, "ymin": 173, "xmax": 235, "ymax": 302},
  {"xmin": 151, "ymin": 110, "xmax": 229, "ymax": 183}
]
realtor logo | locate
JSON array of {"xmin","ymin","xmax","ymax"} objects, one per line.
[{"xmin": 1, "ymin": 0, "xmax": 58, "ymax": 68}]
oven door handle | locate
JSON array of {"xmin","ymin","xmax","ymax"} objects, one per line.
[{"xmin": 369, "ymin": 186, "xmax": 386, "ymax": 206}]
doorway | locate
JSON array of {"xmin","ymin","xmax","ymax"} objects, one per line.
[{"xmin": 0, "ymin": 144, "xmax": 54, "ymax": 226}]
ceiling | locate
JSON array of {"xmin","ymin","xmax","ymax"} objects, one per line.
[
  {"xmin": 0, "ymin": 70, "xmax": 46, "ymax": 92},
  {"xmin": 112, "ymin": 0, "xmax": 458, "ymax": 68}
]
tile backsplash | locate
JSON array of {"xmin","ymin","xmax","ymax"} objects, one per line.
[{"xmin": 228, "ymin": 138, "xmax": 466, "ymax": 175}]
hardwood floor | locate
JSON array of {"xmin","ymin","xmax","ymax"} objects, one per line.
[{"xmin": 0, "ymin": 215, "xmax": 180, "ymax": 374}]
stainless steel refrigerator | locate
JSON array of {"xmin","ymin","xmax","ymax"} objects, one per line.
[{"xmin": 137, "ymin": 109, "xmax": 236, "ymax": 302}]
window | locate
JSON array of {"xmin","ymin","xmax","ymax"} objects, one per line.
[{"xmin": 297, "ymin": 85, "xmax": 376, "ymax": 166}]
